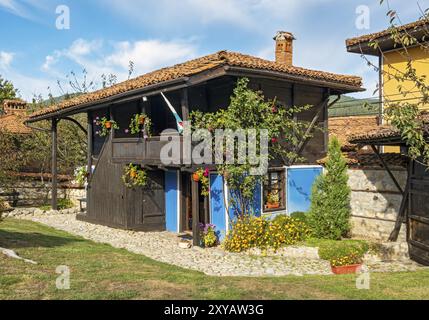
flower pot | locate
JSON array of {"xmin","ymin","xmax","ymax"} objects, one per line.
[
  {"xmin": 138, "ymin": 116, "xmax": 146, "ymax": 125},
  {"xmin": 104, "ymin": 121, "xmax": 112, "ymax": 129},
  {"xmin": 192, "ymin": 173, "xmax": 201, "ymax": 182},
  {"xmin": 130, "ymin": 170, "xmax": 137, "ymax": 179},
  {"xmin": 331, "ymin": 264, "xmax": 362, "ymax": 275},
  {"xmin": 266, "ymin": 203, "xmax": 280, "ymax": 209}
]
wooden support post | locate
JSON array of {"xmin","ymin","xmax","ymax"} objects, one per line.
[
  {"xmin": 181, "ymin": 88, "xmax": 189, "ymax": 121},
  {"xmin": 371, "ymin": 145, "xmax": 404, "ymax": 194},
  {"xmin": 192, "ymin": 179, "xmax": 201, "ymax": 246},
  {"xmin": 87, "ymin": 113, "xmax": 93, "ymax": 182},
  {"xmin": 204, "ymin": 196, "xmax": 210, "ymax": 224},
  {"xmin": 389, "ymin": 160, "xmax": 412, "ymax": 242},
  {"xmin": 51, "ymin": 118, "xmax": 58, "ymax": 210}
]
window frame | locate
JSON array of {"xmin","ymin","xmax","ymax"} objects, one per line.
[{"xmin": 263, "ymin": 168, "xmax": 286, "ymax": 213}]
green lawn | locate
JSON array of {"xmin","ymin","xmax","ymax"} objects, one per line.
[{"xmin": 1, "ymin": 218, "xmax": 429, "ymax": 300}]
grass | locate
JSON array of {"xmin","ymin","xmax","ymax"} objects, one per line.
[
  {"xmin": 38, "ymin": 199, "xmax": 74, "ymax": 211},
  {"xmin": 1, "ymin": 219, "xmax": 429, "ymax": 300}
]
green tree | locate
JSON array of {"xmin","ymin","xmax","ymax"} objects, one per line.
[
  {"xmin": 307, "ymin": 137, "xmax": 351, "ymax": 240},
  {"xmin": 190, "ymin": 78, "xmax": 312, "ymax": 218},
  {"xmin": 0, "ymin": 75, "xmax": 18, "ymax": 107}
]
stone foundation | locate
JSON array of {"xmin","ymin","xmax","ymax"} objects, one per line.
[
  {"xmin": 0, "ymin": 180, "xmax": 85, "ymax": 207},
  {"xmin": 348, "ymin": 168, "xmax": 407, "ymax": 242}
]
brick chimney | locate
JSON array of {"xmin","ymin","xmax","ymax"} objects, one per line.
[
  {"xmin": 2, "ymin": 99, "xmax": 27, "ymax": 116},
  {"xmin": 274, "ymin": 31, "xmax": 295, "ymax": 65}
]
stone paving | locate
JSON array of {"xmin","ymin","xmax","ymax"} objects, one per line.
[{"xmin": 16, "ymin": 212, "xmax": 426, "ymax": 277}]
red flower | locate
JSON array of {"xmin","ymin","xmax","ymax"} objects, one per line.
[
  {"xmin": 272, "ymin": 107, "xmax": 278, "ymax": 113},
  {"xmin": 203, "ymin": 168, "xmax": 210, "ymax": 177},
  {"xmin": 271, "ymin": 137, "xmax": 278, "ymax": 143}
]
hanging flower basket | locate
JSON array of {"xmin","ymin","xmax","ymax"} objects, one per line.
[
  {"xmin": 94, "ymin": 117, "xmax": 119, "ymax": 137},
  {"xmin": 193, "ymin": 168, "xmax": 210, "ymax": 196},
  {"xmin": 122, "ymin": 164, "xmax": 148, "ymax": 188},
  {"xmin": 192, "ymin": 173, "xmax": 201, "ymax": 182},
  {"xmin": 266, "ymin": 192, "xmax": 280, "ymax": 209},
  {"xmin": 129, "ymin": 113, "xmax": 152, "ymax": 136}
]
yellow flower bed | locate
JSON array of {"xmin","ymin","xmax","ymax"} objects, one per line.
[{"xmin": 223, "ymin": 215, "xmax": 311, "ymax": 253}]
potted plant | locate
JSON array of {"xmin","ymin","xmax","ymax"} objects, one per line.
[
  {"xmin": 129, "ymin": 113, "xmax": 152, "ymax": 136},
  {"xmin": 122, "ymin": 163, "xmax": 148, "ymax": 188},
  {"xmin": 193, "ymin": 168, "xmax": 210, "ymax": 196},
  {"xmin": 199, "ymin": 223, "xmax": 218, "ymax": 248},
  {"xmin": 330, "ymin": 252, "xmax": 363, "ymax": 275},
  {"xmin": 266, "ymin": 192, "xmax": 280, "ymax": 209},
  {"xmin": 95, "ymin": 117, "xmax": 119, "ymax": 137}
]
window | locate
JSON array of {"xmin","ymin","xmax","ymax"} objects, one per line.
[{"xmin": 263, "ymin": 169, "xmax": 286, "ymax": 212}]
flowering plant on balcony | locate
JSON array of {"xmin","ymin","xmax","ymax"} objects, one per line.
[
  {"xmin": 122, "ymin": 163, "xmax": 148, "ymax": 188},
  {"xmin": 94, "ymin": 117, "xmax": 119, "ymax": 137},
  {"xmin": 129, "ymin": 113, "xmax": 152, "ymax": 137},
  {"xmin": 193, "ymin": 168, "xmax": 210, "ymax": 197}
]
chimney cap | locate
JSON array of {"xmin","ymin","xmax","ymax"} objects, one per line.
[{"xmin": 273, "ymin": 31, "xmax": 296, "ymax": 41}]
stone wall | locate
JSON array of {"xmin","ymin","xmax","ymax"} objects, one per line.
[
  {"xmin": 0, "ymin": 180, "xmax": 86, "ymax": 207},
  {"xmin": 348, "ymin": 168, "xmax": 407, "ymax": 242}
]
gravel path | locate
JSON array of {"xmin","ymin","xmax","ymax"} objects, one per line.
[{"xmin": 17, "ymin": 213, "xmax": 425, "ymax": 277}]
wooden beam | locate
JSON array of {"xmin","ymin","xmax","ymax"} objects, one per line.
[
  {"xmin": 204, "ymin": 196, "xmax": 210, "ymax": 224},
  {"xmin": 87, "ymin": 113, "xmax": 93, "ymax": 179},
  {"xmin": 370, "ymin": 145, "xmax": 404, "ymax": 194},
  {"xmin": 191, "ymin": 179, "xmax": 201, "ymax": 246},
  {"xmin": 389, "ymin": 160, "xmax": 411, "ymax": 242},
  {"xmin": 295, "ymin": 97, "xmax": 330, "ymax": 159},
  {"xmin": 51, "ymin": 118, "xmax": 58, "ymax": 210},
  {"xmin": 62, "ymin": 117, "xmax": 88, "ymax": 135},
  {"xmin": 181, "ymin": 88, "xmax": 189, "ymax": 121}
]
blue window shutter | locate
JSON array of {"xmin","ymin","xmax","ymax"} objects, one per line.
[
  {"xmin": 287, "ymin": 167, "xmax": 322, "ymax": 214},
  {"xmin": 165, "ymin": 171, "xmax": 179, "ymax": 232},
  {"xmin": 210, "ymin": 174, "xmax": 227, "ymax": 241}
]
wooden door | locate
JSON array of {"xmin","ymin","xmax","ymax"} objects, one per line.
[
  {"xmin": 139, "ymin": 171, "xmax": 165, "ymax": 231},
  {"xmin": 408, "ymin": 160, "xmax": 429, "ymax": 266}
]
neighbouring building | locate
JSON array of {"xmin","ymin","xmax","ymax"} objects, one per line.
[
  {"xmin": 26, "ymin": 31, "xmax": 363, "ymax": 244},
  {"xmin": 346, "ymin": 19, "xmax": 429, "ymax": 152},
  {"xmin": 0, "ymin": 99, "xmax": 32, "ymax": 135}
]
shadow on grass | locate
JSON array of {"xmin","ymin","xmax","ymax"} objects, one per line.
[{"xmin": 0, "ymin": 230, "xmax": 82, "ymax": 249}]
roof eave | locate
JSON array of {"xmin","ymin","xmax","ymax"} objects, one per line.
[{"xmin": 225, "ymin": 66, "xmax": 365, "ymax": 94}]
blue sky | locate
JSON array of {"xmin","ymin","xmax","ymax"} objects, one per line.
[{"xmin": 0, "ymin": 0, "xmax": 428, "ymax": 100}]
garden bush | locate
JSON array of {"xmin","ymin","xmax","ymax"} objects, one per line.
[
  {"xmin": 316, "ymin": 240, "xmax": 369, "ymax": 267},
  {"xmin": 223, "ymin": 215, "xmax": 311, "ymax": 252},
  {"xmin": 290, "ymin": 211, "xmax": 307, "ymax": 223},
  {"xmin": 307, "ymin": 137, "xmax": 351, "ymax": 240}
]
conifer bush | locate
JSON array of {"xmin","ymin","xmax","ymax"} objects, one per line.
[{"xmin": 307, "ymin": 137, "xmax": 351, "ymax": 240}]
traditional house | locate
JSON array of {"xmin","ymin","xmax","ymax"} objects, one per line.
[
  {"xmin": 349, "ymin": 113, "xmax": 429, "ymax": 265},
  {"xmin": 26, "ymin": 32, "xmax": 363, "ymax": 244},
  {"xmin": 346, "ymin": 19, "xmax": 429, "ymax": 152}
]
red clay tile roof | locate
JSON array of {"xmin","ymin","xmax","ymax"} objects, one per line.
[
  {"xmin": 329, "ymin": 115, "xmax": 380, "ymax": 151},
  {"xmin": 346, "ymin": 19, "xmax": 429, "ymax": 47},
  {"xmin": 0, "ymin": 114, "xmax": 31, "ymax": 134},
  {"xmin": 348, "ymin": 113, "xmax": 429, "ymax": 144},
  {"xmin": 29, "ymin": 51, "xmax": 363, "ymax": 120},
  {"xmin": 317, "ymin": 152, "xmax": 408, "ymax": 169}
]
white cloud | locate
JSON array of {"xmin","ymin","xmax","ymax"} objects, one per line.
[
  {"xmin": 0, "ymin": 51, "xmax": 14, "ymax": 69},
  {"xmin": 105, "ymin": 39, "xmax": 197, "ymax": 73},
  {"xmin": 40, "ymin": 37, "xmax": 199, "ymax": 95}
]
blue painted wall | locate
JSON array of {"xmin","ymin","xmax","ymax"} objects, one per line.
[
  {"xmin": 210, "ymin": 174, "xmax": 227, "ymax": 241},
  {"xmin": 287, "ymin": 167, "xmax": 322, "ymax": 214},
  {"xmin": 165, "ymin": 171, "xmax": 179, "ymax": 232}
]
